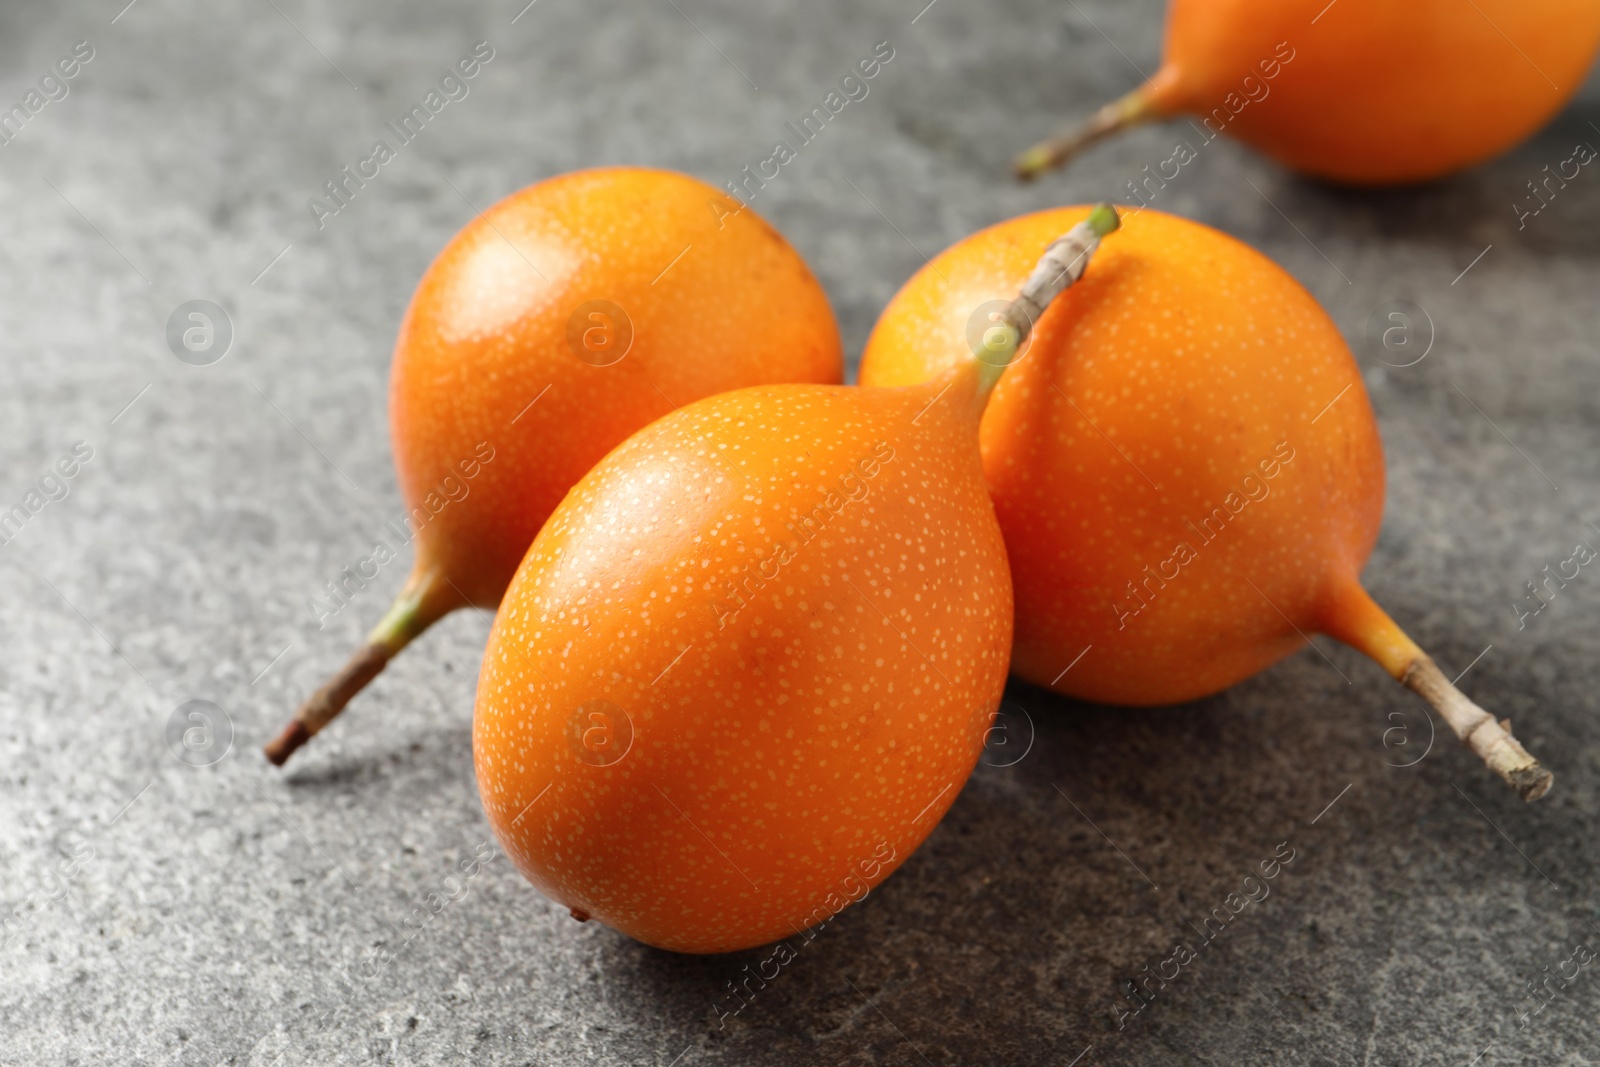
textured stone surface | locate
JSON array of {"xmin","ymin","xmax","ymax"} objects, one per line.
[{"xmin": 1, "ymin": 1, "xmax": 1598, "ymax": 1064}]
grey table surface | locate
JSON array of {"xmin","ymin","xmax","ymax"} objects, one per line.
[{"xmin": 2, "ymin": 0, "xmax": 1598, "ymax": 1064}]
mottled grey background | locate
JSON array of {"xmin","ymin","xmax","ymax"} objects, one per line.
[{"xmin": 1, "ymin": 0, "xmax": 1597, "ymax": 1064}]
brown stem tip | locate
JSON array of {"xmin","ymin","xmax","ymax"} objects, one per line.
[
  {"xmin": 263, "ymin": 719, "xmax": 311, "ymax": 767},
  {"xmin": 262, "ymin": 642, "xmax": 392, "ymax": 768},
  {"xmin": 1015, "ymin": 84, "xmax": 1163, "ymax": 180},
  {"xmin": 1402, "ymin": 656, "xmax": 1553, "ymax": 802},
  {"xmin": 262, "ymin": 566, "xmax": 460, "ymax": 768}
]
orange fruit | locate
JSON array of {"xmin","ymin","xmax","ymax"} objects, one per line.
[
  {"xmin": 860, "ymin": 205, "xmax": 1550, "ymax": 800},
  {"xmin": 1016, "ymin": 0, "xmax": 1600, "ymax": 184},
  {"xmin": 266, "ymin": 167, "xmax": 842, "ymax": 765},
  {"xmin": 473, "ymin": 210, "xmax": 1120, "ymax": 952}
]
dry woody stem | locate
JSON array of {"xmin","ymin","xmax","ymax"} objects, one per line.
[
  {"xmin": 1015, "ymin": 86, "xmax": 1158, "ymax": 180},
  {"xmin": 263, "ymin": 565, "xmax": 457, "ymax": 768},
  {"xmin": 1401, "ymin": 655, "xmax": 1552, "ymax": 801},
  {"xmin": 976, "ymin": 203, "xmax": 1121, "ymax": 395},
  {"xmin": 263, "ymin": 645, "xmax": 392, "ymax": 765}
]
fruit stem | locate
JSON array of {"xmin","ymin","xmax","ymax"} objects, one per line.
[
  {"xmin": 1320, "ymin": 582, "xmax": 1552, "ymax": 802},
  {"xmin": 974, "ymin": 203, "xmax": 1120, "ymax": 398},
  {"xmin": 1014, "ymin": 70, "xmax": 1176, "ymax": 180},
  {"xmin": 263, "ymin": 565, "xmax": 458, "ymax": 767}
]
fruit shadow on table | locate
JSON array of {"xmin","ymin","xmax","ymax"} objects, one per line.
[{"xmin": 1293, "ymin": 101, "xmax": 1600, "ymax": 256}]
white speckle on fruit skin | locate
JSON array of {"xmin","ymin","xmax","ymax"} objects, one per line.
[{"xmin": 473, "ymin": 373, "xmax": 1012, "ymax": 954}]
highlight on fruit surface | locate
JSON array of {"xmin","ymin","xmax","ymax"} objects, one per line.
[
  {"xmin": 264, "ymin": 167, "xmax": 844, "ymax": 766},
  {"xmin": 859, "ymin": 205, "xmax": 1551, "ymax": 801},
  {"xmin": 472, "ymin": 207, "xmax": 1120, "ymax": 953},
  {"xmin": 1015, "ymin": 0, "xmax": 1600, "ymax": 185}
]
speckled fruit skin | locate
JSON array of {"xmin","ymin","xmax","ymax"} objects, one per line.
[
  {"xmin": 1152, "ymin": 0, "xmax": 1600, "ymax": 184},
  {"xmin": 391, "ymin": 167, "xmax": 842, "ymax": 607},
  {"xmin": 474, "ymin": 365, "xmax": 1011, "ymax": 954},
  {"xmin": 859, "ymin": 206, "xmax": 1383, "ymax": 706}
]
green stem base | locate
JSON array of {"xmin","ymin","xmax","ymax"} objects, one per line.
[
  {"xmin": 974, "ymin": 204, "xmax": 1122, "ymax": 400},
  {"xmin": 263, "ymin": 565, "xmax": 458, "ymax": 767}
]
